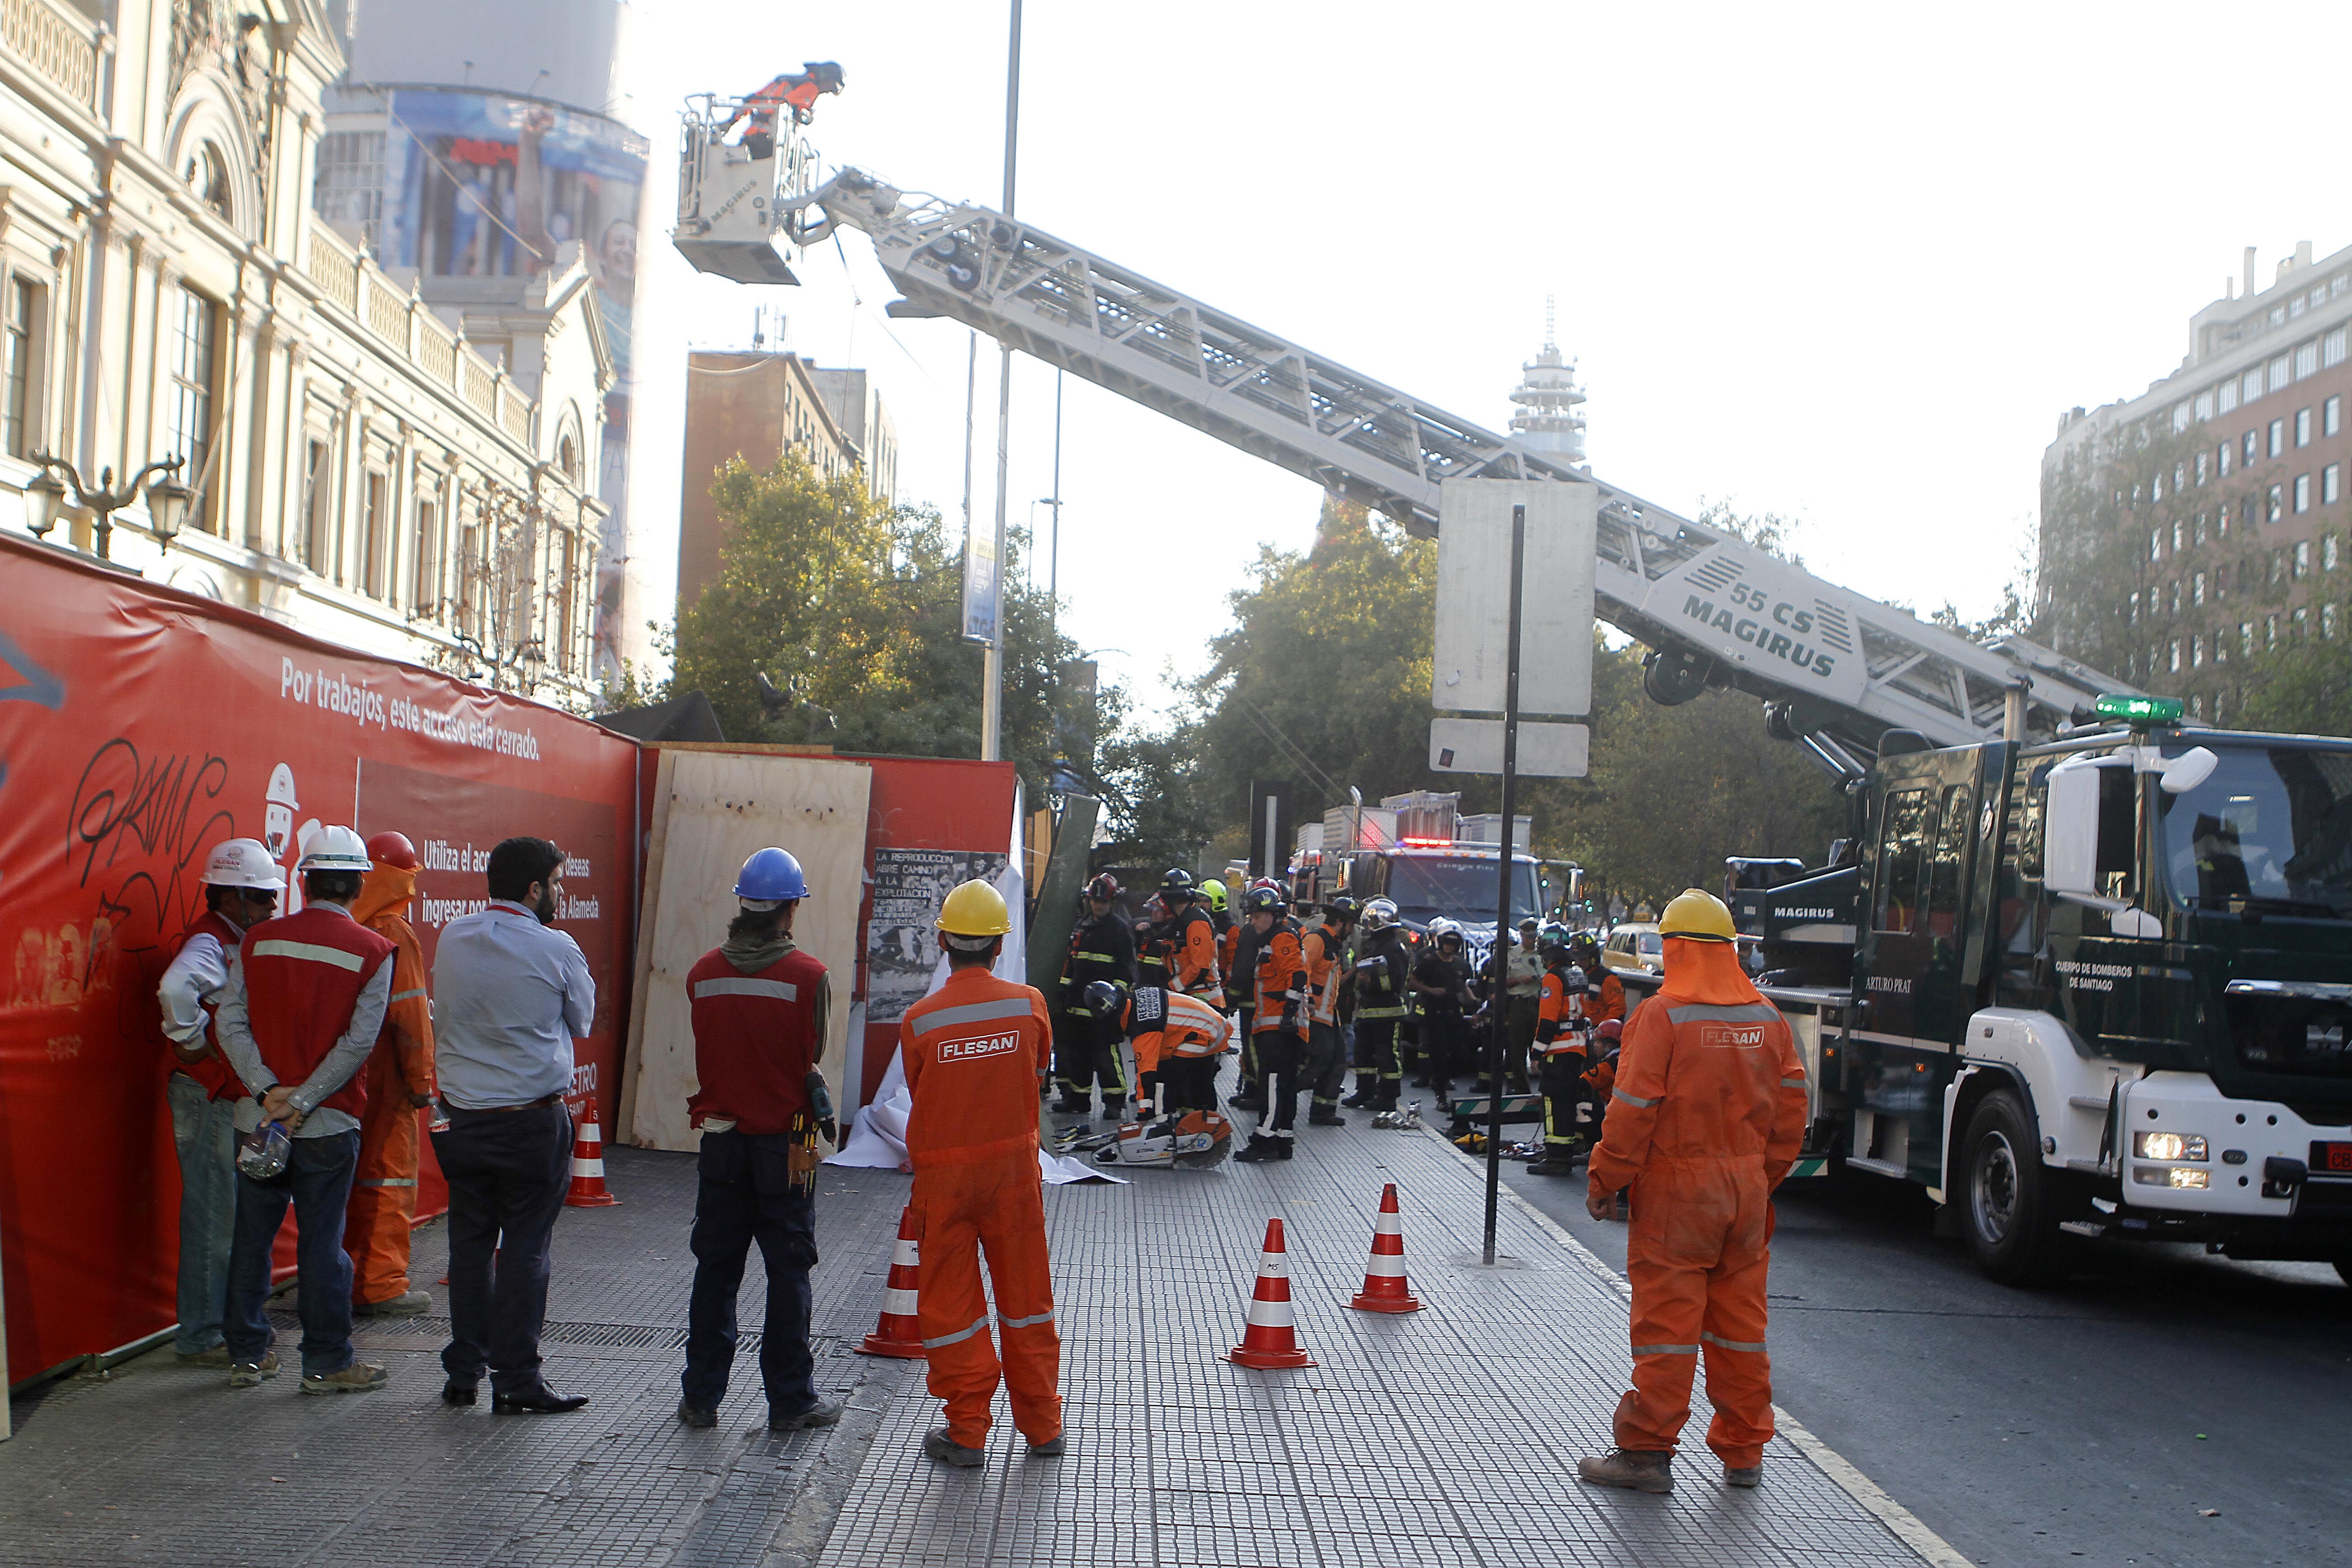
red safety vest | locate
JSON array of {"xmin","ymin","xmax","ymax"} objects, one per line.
[
  {"xmin": 164, "ymin": 911, "xmax": 246, "ymax": 1100},
  {"xmin": 239, "ymin": 906, "xmax": 395, "ymax": 1119},
  {"xmin": 686, "ymin": 946, "xmax": 828, "ymax": 1135}
]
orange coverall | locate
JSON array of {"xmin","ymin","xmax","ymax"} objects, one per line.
[
  {"xmin": 899, "ymin": 965, "xmax": 1063, "ymax": 1449},
  {"xmin": 346, "ymin": 862, "xmax": 437, "ymax": 1304},
  {"xmin": 1588, "ymin": 938, "xmax": 1805, "ymax": 1469}
]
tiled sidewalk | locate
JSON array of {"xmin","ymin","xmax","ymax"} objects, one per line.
[{"xmin": 0, "ymin": 1117, "xmax": 1955, "ymax": 1567}]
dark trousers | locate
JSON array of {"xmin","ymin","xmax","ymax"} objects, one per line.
[
  {"xmin": 1306, "ymin": 1022, "xmax": 1348, "ymax": 1109},
  {"xmin": 1401, "ymin": 1015, "xmax": 1424, "ymax": 1079},
  {"xmin": 1252, "ymin": 1029, "xmax": 1301, "ymax": 1139},
  {"xmin": 1355, "ymin": 1017, "xmax": 1403, "ymax": 1108},
  {"xmin": 1423, "ymin": 1012, "xmax": 1468, "ymax": 1096},
  {"xmin": 1052, "ymin": 1010, "xmax": 1126, "ymax": 1110},
  {"xmin": 1539, "ymin": 1054, "xmax": 1591, "ymax": 1154},
  {"xmin": 683, "ymin": 1130, "xmax": 818, "ymax": 1414},
  {"xmin": 1159, "ymin": 1056, "xmax": 1220, "ymax": 1114},
  {"xmin": 432, "ymin": 1102, "xmax": 572, "ymax": 1395},
  {"xmin": 225, "ymin": 1128, "xmax": 361, "ymax": 1374}
]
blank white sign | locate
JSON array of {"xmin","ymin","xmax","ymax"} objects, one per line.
[
  {"xmin": 1429, "ymin": 717, "xmax": 1590, "ymax": 778},
  {"xmin": 1431, "ymin": 479, "xmax": 1597, "ymax": 718}
]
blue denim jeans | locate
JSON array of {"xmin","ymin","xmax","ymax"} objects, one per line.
[
  {"xmin": 167, "ymin": 1073, "xmax": 239, "ymax": 1355},
  {"xmin": 682, "ymin": 1130, "xmax": 818, "ymax": 1415},
  {"xmin": 223, "ymin": 1127, "xmax": 361, "ymax": 1374}
]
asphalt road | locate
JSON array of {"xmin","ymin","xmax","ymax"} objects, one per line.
[{"xmin": 1492, "ymin": 1149, "xmax": 2352, "ymax": 1568}]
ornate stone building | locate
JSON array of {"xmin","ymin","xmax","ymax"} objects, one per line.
[{"xmin": 0, "ymin": 0, "xmax": 612, "ymax": 699}]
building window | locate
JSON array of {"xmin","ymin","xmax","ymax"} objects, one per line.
[
  {"xmin": 2220, "ymin": 381, "xmax": 2239, "ymax": 415},
  {"xmin": 2269, "ymin": 419, "xmax": 2285, "ymax": 458},
  {"xmin": 184, "ymin": 144, "xmax": 233, "ymax": 223},
  {"xmin": 360, "ymin": 470, "xmax": 389, "ymax": 600},
  {"xmin": 2190, "ymin": 694, "xmax": 2205, "ymax": 719},
  {"xmin": 2219, "ymin": 507, "xmax": 2231, "ymax": 539},
  {"xmin": 312, "ymin": 131, "xmax": 387, "ymax": 237},
  {"xmin": 2245, "ymin": 431, "xmax": 2260, "ymax": 466},
  {"xmin": 2195, "ymin": 451, "xmax": 2209, "ymax": 485},
  {"xmin": 413, "ymin": 499, "xmax": 441, "ymax": 617},
  {"xmin": 2298, "ymin": 342, "xmax": 2319, "ymax": 380},
  {"xmin": 2195, "ymin": 390, "xmax": 2215, "ymax": 422},
  {"xmin": 299, "ymin": 437, "xmax": 330, "ymax": 569},
  {"xmin": 2171, "ymin": 402, "xmax": 2190, "ymax": 435},
  {"xmin": 2328, "ymin": 532, "xmax": 2342, "ymax": 571},
  {"xmin": 2296, "ymin": 474, "xmax": 2312, "ymax": 513},
  {"xmin": 2328, "ymin": 326, "xmax": 2349, "ymax": 368},
  {"xmin": 2218, "ymin": 441, "xmax": 2232, "ymax": 477},
  {"xmin": 2293, "ymin": 296, "xmax": 2308, "ymax": 320},
  {"xmin": 2326, "ymin": 603, "xmax": 2340, "ymax": 641},
  {"xmin": 2192, "ymin": 634, "xmax": 2205, "ymax": 667},
  {"xmin": 2130, "ymin": 590, "xmax": 2141, "ymax": 624},
  {"xmin": 2295, "ymin": 539, "xmax": 2310, "ymax": 579},
  {"xmin": 2268, "ymin": 613, "xmax": 2279, "ymax": 648},
  {"xmin": 2272, "ymin": 354, "xmax": 2293, "ymax": 392},
  {"xmin": 2170, "ymin": 580, "xmax": 2181, "ymax": 614},
  {"xmin": 2194, "ymin": 571, "xmax": 2206, "ymax": 605},
  {"xmin": 165, "ymin": 286, "xmax": 218, "ymax": 532},
  {"xmin": 2328, "ymin": 465, "xmax": 2343, "ymax": 507},
  {"xmin": 2293, "ymin": 607, "xmax": 2309, "ymax": 641},
  {"xmin": 2331, "ymin": 395, "xmax": 2344, "ymax": 437},
  {"xmin": 1, "ymin": 276, "xmax": 39, "ymax": 459},
  {"xmin": 2169, "ymin": 639, "xmax": 2181, "ymax": 672},
  {"xmin": 2298, "ymin": 407, "xmax": 2313, "ymax": 447},
  {"xmin": 2195, "ymin": 514, "xmax": 2207, "ymax": 547},
  {"xmin": 2269, "ymin": 484, "xmax": 2284, "ymax": 523},
  {"xmin": 555, "ymin": 529, "xmax": 578, "ymax": 673},
  {"xmin": 2172, "ymin": 519, "xmax": 2185, "ymax": 551},
  {"xmin": 2150, "ymin": 527, "xmax": 2163, "ymax": 563},
  {"xmin": 2244, "ymin": 369, "xmax": 2264, "ymax": 405},
  {"xmin": 458, "ymin": 517, "xmax": 482, "ymax": 637},
  {"xmin": 2214, "ymin": 627, "xmax": 2227, "ymax": 663},
  {"xmin": 2241, "ymin": 622, "xmax": 2254, "ymax": 656}
]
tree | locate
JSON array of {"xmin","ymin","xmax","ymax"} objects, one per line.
[
  {"xmin": 2234, "ymin": 636, "xmax": 2352, "ymax": 735},
  {"xmin": 648, "ymin": 454, "xmax": 1086, "ymax": 799}
]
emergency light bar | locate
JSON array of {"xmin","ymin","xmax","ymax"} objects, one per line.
[
  {"xmin": 2094, "ymin": 693, "xmax": 2185, "ymax": 724},
  {"xmin": 1397, "ymin": 837, "xmax": 1457, "ymax": 848}
]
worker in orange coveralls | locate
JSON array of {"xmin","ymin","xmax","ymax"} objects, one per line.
[
  {"xmin": 898, "ymin": 879, "xmax": 1064, "ymax": 1467},
  {"xmin": 345, "ymin": 831, "xmax": 438, "ymax": 1315},
  {"xmin": 1578, "ymin": 888, "xmax": 1806, "ymax": 1495}
]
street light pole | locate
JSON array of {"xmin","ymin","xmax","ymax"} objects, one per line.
[
  {"xmin": 981, "ymin": 0, "xmax": 1023, "ymax": 764},
  {"xmin": 25, "ymin": 451, "xmax": 192, "ymax": 560}
]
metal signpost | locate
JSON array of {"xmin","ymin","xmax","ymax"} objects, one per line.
[{"xmin": 1431, "ymin": 477, "xmax": 1597, "ymax": 1264}]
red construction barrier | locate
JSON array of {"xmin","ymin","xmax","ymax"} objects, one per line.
[{"xmin": 0, "ymin": 536, "xmax": 637, "ymax": 1383}]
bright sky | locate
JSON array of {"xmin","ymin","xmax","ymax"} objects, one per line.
[{"xmin": 614, "ymin": 0, "xmax": 2352, "ymax": 721}]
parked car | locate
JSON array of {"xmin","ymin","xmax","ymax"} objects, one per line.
[{"xmin": 1599, "ymin": 922, "xmax": 1662, "ymax": 976}]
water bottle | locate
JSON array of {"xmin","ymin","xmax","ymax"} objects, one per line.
[
  {"xmin": 426, "ymin": 1097, "xmax": 452, "ymax": 1133},
  {"xmin": 236, "ymin": 1118, "xmax": 291, "ymax": 1180}
]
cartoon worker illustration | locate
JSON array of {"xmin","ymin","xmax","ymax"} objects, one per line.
[{"xmin": 265, "ymin": 763, "xmax": 321, "ymax": 913}]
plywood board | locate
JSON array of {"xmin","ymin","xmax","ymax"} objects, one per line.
[
  {"xmin": 623, "ymin": 750, "xmax": 872, "ymax": 1152},
  {"xmin": 617, "ymin": 747, "xmax": 679, "ymax": 1143}
]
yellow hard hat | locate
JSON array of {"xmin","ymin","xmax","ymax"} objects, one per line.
[
  {"xmin": 936, "ymin": 878, "xmax": 1011, "ymax": 937},
  {"xmin": 1658, "ymin": 887, "xmax": 1736, "ymax": 943}
]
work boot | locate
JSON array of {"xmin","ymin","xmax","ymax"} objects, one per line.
[
  {"xmin": 1308, "ymin": 1107, "xmax": 1346, "ymax": 1127},
  {"xmin": 1340, "ymin": 1087, "xmax": 1370, "ymax": 1108},
  {"xmin": 924, "ymin": 1427, "xmax": 987, "ymax": 1468},
  {"xmin": 226, "ymin": 1352, "xmax": 280, "ymax": 1388},
  {"xmin": 1724, "ymin": 1464, "xmax": 1761, "ymax": 1489},
  {"xmin": 1229, "ymin": 1090, "xmax": 1265, "ymax": 1114},
  {"xmin": 771, "ymin": 1396, "xmax": 844, "ymax": 1431},
  {"xmin": 299, "ymin": 1361, "xmax": 389, "ymax": 1396},
  {"xmin": 676, "ymin": 1397, "xmax": 717, "ymax": 1428},
  {"xmin": 1577, "ymin": 1447, "xmax": 1674, "ymax": 1493},
  {"xmin": 1524, "ymin": 1158, "xmax": 1578, "ymax": 1176},
  {"xmin": 353, "ymin": 1288, "xmax": 432, "ymax": 1317},
  {"xmin": 1055, "ymin": 1098, "xmax": 1090, "ymax": 1117},
  {"xmin": 1101, "ymin": 1102, "xmax": 1126, "ymax": 1122},
  {"xmin": 1234, "ymin": 1133, "xmax": 1291, "ymax": 1163},
  {"xmin": 1027, "ymin": 1431, "xmax": 1068, "ymax": 1457}
]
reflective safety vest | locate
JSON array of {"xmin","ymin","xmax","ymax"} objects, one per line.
[
  {"xmin": 687, "ymin": 945, "xmax": 828, "ymax": 1133},
  {"xmin": 1249, "ymin": 920, "xmax": 1306, "ymax": 1035},
  {"xmin": 1127, "ymin": 985, "xmax": 1231, "ymax": 1076},
  {"xmin": 1303, "ymin": 921, "xmax": 1348, "ymax": 1025},
  {"xmin": 239, "ymin": 906, "xmax": 396, "ymax": 1120},
  {"xmin": 163, "ymin": 911, "xmax": 246, "ymax": 1099},
  {"xmin": 1534, "ymin": 963, "xmax": 1588, "ymax": 1057}
]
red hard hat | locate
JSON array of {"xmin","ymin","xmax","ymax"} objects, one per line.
[
  {"xmin": 367, "ymin": 830, "xmax": 419, "ymax": 870},
  {"xmin": 1595, "ymin": 1018, "xmax": 1623, "ymax": 1043}
]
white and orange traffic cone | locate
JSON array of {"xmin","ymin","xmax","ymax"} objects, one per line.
[
  {"xmin": 857, "ymin": 1205, "xmax": 927, "ymax": 1359},
  {"xmin": 564, "ymin": 1094, "xmax": 621, "ymax": 1208},
  {"xmin": 1349, "ymin": 1182, "xmax": 1423, "ymax": 1313},
  {"xmin": 1228, "ymin": 1217, "xmax": 1317, "ymax": 1369}
]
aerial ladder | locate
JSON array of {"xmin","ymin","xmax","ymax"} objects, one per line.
[{"xmin": 672, "ymin": 121, "xmax": 2129, "ymax": 769}]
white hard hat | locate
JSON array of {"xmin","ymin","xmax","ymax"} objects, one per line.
[
  {"xmin": 267, "ymin": 763, "xmax": 300, "ymax": 808},
  {"xmin": 200, "ymin": 838, "xmax": 285, "ymax": 891},
  {"xmin": 296, "ymin": 824, "xmax": 372, "ymax": 874},
  {"xmin": 1427, "ymin": 917, "xmax": 1461, "ymax": 940}
]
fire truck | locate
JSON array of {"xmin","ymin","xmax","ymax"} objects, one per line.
[{"xmin": 1286, "ymin": 791, "xmax": 1545, "ymax": 970}]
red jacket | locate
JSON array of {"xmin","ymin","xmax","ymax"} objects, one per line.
[
  {"xmin": 687, "ymin": 945, "xmax": 828, "ymax": 1134},
  {"xmin": 240, "ymin": 907, "xmax": 396, "ymax": 1120},
  {"xmin": 899, "ymin": 965, "xmax": 1050, "ymax": 1167},
  {"xmin": 165, "ymin": 911, "xmax": 245, "ymax": 1099}
]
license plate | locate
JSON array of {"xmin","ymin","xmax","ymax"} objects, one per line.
[{"xmin": 2316, "ymin": 1141, "xmax": 2352, "ymax": 1174}]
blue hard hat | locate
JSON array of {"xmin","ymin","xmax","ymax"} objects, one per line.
[{"xmin": 734, "ymin": 847, "xmax": 808, "ymax": 902}]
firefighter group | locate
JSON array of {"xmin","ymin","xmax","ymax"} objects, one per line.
[
  {"xmin": 161, "ymin": 821, "xmax": 1803, "ymax": 1495},
  {"xmin": 1053, "ymin": 868, "xmax": 1632, "ymax": 1171}
]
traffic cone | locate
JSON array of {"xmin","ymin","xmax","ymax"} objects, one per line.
[
  {"xmin": 564, "ymin": 1094, "xmax": 621, "ymax": 1208},
  {"xmin": 1227, "ymin": 1218, "xmax": 1317, "ymax": 1369},
  {"xmin": 857, "ymin": 1205, "xmax": 927, "ymax": 1359},
  {"xmin": 1349, "ymin": 1182, "xmax": 1423, "ymax": 1313}
]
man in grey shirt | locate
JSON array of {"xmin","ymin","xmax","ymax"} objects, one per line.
[{"xmin": 431, "ymin": 835, "xmax": 597, "ymax": 1414}]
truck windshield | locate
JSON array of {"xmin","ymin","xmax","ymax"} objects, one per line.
[
  {"xmin": 2159, "ymin": 745, "xmax": 2352, "ymax": 916},
  {"xmin": 1388, "ymin": 858, "xmax": 1540, "ymax": 925}
]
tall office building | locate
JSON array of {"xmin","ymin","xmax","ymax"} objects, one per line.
[{"xmin": 2042, "ymin": 242, "xmax": 2352, "ymax": 725}]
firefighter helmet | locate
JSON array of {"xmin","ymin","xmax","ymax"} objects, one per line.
[
  {"xmin": 1082, "ymin": 978, "xmax": 1129, "ymax": 1019},
  {"xmin": 1083, "ymin": 871, "xmax": 1121, "ymax": 902},
  {"xmin": 1659, "ymin": 887, "xmax": 1737, "ymax": 943},
  {"xmin": 1427, "ymin": 917, "xmax": 1463, "ymax": 945},
  {"xmin": 1323, "ymin": 894, "xmax": 1361, "ymax": 923},
  {"xmin": 1241, "ymin": 884, "xmax": 1285, "ymax": 916},
  {"xmin": 1199, "ymin": 878, "xmax": 1228, "ymax": 914},
  {"xmin": 1360, "ymin": 897, "xmax": 1399, "ymax": 932},
  {"xmin": 1160, "ymin": 868, "xmax": 1196, "ymax": 900}
]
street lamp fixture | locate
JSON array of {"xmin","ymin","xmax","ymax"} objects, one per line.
[{"xmin": 26, "ymin": 450, "xmax": 191, "ymax": 560}]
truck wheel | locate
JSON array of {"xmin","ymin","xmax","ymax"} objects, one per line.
[{"xmin": 1960, "ymin": 1091, "xmax": 2066, "ymax": 1285}]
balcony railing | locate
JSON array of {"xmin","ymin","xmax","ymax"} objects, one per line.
[
  {"xmin": 303, "ymin": 221, "xmax": 538, "ymax": 451},
  {"xmin": 0, "ymin": 0, "xmax": 99, "ymax": 113}
]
